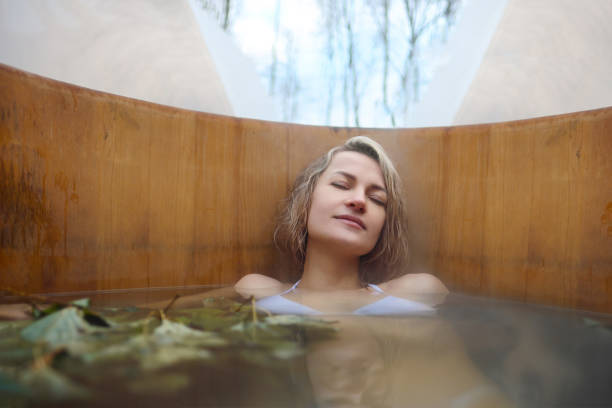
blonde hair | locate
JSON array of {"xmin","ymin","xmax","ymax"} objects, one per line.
[{"xmin": 274, "ymin": 136, "xmax": 409, "ymax": 284}]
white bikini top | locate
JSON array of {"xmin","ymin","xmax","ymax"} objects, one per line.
[{"xmin": 255, "ymin": 280, "xmax": 436, "ymax": 316}]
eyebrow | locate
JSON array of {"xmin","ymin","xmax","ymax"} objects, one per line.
[{"xmin": 332, "ymin": 171, "xmax": 387, "ymax": 193}]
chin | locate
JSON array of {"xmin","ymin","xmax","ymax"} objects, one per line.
[
  {"xmin": 328, "ymin": 236, "xmax": 376, "ymax": 257},
  {"xmin": 308, "ymin": 227, "xmax": 376, "ymax": 256}
]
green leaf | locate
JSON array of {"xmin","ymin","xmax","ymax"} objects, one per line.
[
  {"xmin": 81, "ymin": 318, "xmax": 224, "ymax": 368},
  {"xmin": 2, "ymin": 296, "xmax": 341, "ymax": 402},
  {"xmin": 70, "ymin": 298, "xmax": 90, "ymax": 308},
  {"xmin": 21, "ymin": 307, "xmax": 107, "ymax": 347},
  {"xmin": 170, "ymin": 308, "xmax": 247, "ymax": 332},
  {"xmin": 152, "ymin": 318, "xmax": 227, "ymax": 347},
  {"xmin": 82, "ymin": 311, "xmax": 111, "ymax": 328},
  {"xmin": 35, "ymin": 304, "xmax": 63, "ymax": 318},
  {"xmin": 202, "ymin": 296, "xmax": 245, "ymax": 311}
]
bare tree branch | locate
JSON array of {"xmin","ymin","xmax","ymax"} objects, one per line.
[{"xmin": 268, "ymin": 0, "xmax": 281, "ymax": 94}]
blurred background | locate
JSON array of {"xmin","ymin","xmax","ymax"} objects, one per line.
[{"xmin": 1, "ymin": 0, "xmax": 611, "ymax": 128}]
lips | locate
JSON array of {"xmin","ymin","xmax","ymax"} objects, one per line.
[{"xmin": 333, "ymin": 215, "xmax": 366, "ymax": 230}]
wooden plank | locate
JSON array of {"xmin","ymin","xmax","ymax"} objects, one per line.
[{"xmin": 0, "ymin": 64, "xmax": 610, "ymax": 313}]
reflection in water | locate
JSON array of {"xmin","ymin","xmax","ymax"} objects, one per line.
[
  {"xmin": 307, "ymin": 319, "xmax": 387, "ymax": 407},
  {"xmin": 442, "ymin": 295, "xmax": 612, "ymax": 408},
  {"xmin": 304, "ymin": 314, "xmax": 512, "ymax": 408}
]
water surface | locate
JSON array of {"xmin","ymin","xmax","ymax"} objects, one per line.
[{"xmin": 1, "ymin": 287, "xmax": 611, "ymax": 407}]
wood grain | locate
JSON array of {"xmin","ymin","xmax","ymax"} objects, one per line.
[{"xmin": 1, "ymin": 64, "xmax": 610, "ymax": 312}]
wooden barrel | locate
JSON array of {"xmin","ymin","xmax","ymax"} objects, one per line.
[{"xmin": 1, "ymin": 64, "xmax": 611, "ymax": 313}]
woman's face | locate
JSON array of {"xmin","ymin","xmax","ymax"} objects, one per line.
[{"xmin": 306, "ymin": 151, "xmax": 387, "ymax": 258}]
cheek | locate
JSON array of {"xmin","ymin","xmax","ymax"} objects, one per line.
[
  {"xmin": 306, "ymin": 200, "xmax": 323, "ymax": 235},
  {"xmin": 307, "ymin": 189, "xmax": 329, "ymax": 226},
  {"xmin": 372, "ymin": 211, "xmax": 386, "ymax": 236},
  {"xmin": 365, "ymin": 213, "xmax": 386, "ymax": 249}
]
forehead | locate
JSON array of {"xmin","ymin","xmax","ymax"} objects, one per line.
[{"xmin": 324, "ymin": 151, "xmax": 385, "ymax": 186}]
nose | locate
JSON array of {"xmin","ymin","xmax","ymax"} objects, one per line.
[{"xmin": 346, "ymin": 194, "xmax": 366, "ymax": 213}]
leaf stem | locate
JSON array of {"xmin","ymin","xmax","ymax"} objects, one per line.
[
  {"xmin": 251, "ymin": 296, "xmax": 258, "ymax": 325},
  {"xmin": 163, "ymin": 294, "xmax": 180, "ymax": 314}
]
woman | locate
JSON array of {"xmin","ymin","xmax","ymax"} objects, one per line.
[
  {"xmin": 236, "ymin": 137, "xmax": 513, "ymax": 406},
  {"xmin": 235, "ymin": 136, "xmax": 448, "ymax": 315}
]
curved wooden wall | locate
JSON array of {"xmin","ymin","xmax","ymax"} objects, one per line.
[{"xmin": 1, "ymin": 64, "xmax": 611, "ymax": 313}]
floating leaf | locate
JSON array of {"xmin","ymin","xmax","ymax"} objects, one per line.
[
  {"xmin": 230, "ymin": 316, "xmax": 337, "ymax": 342},
  {"xmin": 82, "ymin": 311, "xmax": 110, "ymax": 328},
  {"xmin": 202, "ymin": 296, "xmax": 245, "ymax": 311},
  {"xmin": 100, "ymin": 306, "xmax": 149, "ymax": 323},
  {"xmin": 21, "ymin": 307, "xmax": 107, "ymax": 347},
  {"xmin": 152, "ymin": 318, "xmax": 227, "ymax": 347},
  {"xmin": 105, "ymin": 315, "xmax": 157, "ymax": 332},
  {"xmin": 29, "ymin": 298, "xmax": 90, "ymax": 320},
  {"xmin": 82, "ymin": 334, "xmax": 214, "ymax": 371},
  {"xmin": 1, "ymin": 295, "xmax": 340, "ymax": 403},
  {"xmin": 172, "ymin": 308, "xmax": 245, "ymax": 332},
  {"xmin": 79, "ymin": 336, "xmax": 146, "ymax": 364},
  {"xmin": 70, "ymin": 298, "xmax": 90, "ymax": 308},
  {"xmin": 33, "ymin": 304, "xmax": 62, "ymax": 318},
  {"xmin": 81, "ymin": 318, "xmax": 223, "ymax": 367}
]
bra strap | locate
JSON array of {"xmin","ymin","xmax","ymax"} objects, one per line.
[
  {"xmin": 278, "ymin": 279, "xmax": 301, "ymax": 295},
  {"xmin": 367, "ymin": 283, "xmax": 384, "ymax": 293}
]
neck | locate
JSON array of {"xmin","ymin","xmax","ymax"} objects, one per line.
[{"xmin": 299, "ymin": 240, "xmax": 361, "ymax": 290}]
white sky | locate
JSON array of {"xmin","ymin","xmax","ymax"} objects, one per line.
[
  {"xmin": 232, "ymin": 0, "xmax": 321, "ymax": 64},
  {"xmin": 228, "ymin": 1, "xmax": 467, "ymax": 127}
]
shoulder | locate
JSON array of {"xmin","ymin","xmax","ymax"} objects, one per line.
[
  {"xmin": 235, "ymin": 273, "xmax": 284, "ymax": 289},
  {"xmin": 234, "ymin": 274, "xmax": 288, "ymax": 299},
  {"xmin": 380, "ymin": 273, "xmax": 449, "ymax": 295}
]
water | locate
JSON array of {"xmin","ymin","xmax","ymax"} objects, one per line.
[
  {"xmin": 440, "ymin": 294, "xmax": 612, "ymax": 408},
  {"xmin": 1, "ymin": 288, "xmax": 611, "ymax": 408}
]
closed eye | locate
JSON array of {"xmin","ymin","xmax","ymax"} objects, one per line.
[
  {"xmin": 370, "ymin": 196, "xmax": 387, "ymax": 207},
  {"xmin": 331, "ymin": 182, "xmax": 349, "ymax": 190}
]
